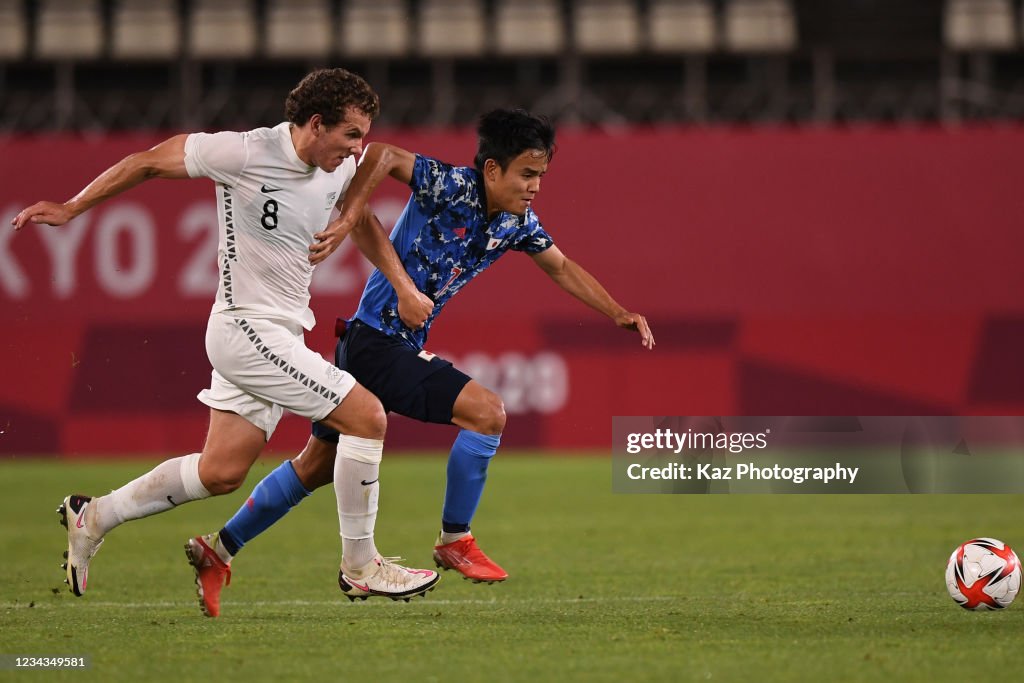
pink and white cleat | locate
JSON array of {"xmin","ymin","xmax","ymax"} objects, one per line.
[
  {"xmin": 338, "ymin": 554, "xmax": 439, "ymax": 602},
  {"xmin": 57, "ymin": 495, "xmax": 105, "ymax": 596}
]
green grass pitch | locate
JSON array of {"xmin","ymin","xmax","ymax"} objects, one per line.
[{"xmin": 2, "ymin": 455, "xmax": 1023, "ymax": 682}]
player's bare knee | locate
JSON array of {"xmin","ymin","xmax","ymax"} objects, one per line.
[
  {"xmin": 473, "ymin": 392, "xmax": 506, "ymax": 434},
  {"xmin": 341, "ymin": 397, "xmax": 386, "ymax": 440},
  {"xmin": 453, "ymin": 381, "xmax": 506, "ymax": 435},
  {"xmin": 359, "ymin": 402, "xmax": 387, "ymax": 440},
  {"xmin": 201, "ymin": 465, "xmax": 249, "ymax": 495},
  {"xmin": 327, "ymin": 388, "xmax": 387, "ymax": 440},
  {"xmin": 487, "ymin": 398, "xmax": 506, "ymax": 434}
]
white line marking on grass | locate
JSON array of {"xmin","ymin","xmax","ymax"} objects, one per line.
[{"xmin": 3, "ymin": 595, "xmax": 676, "ymax": 610}]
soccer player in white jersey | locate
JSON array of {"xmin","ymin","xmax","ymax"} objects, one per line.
[{"xmin": 10, "ymin": 69, "xmax": 439, "ymax": 615}]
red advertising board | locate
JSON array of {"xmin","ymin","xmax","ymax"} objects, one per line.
[{"xmin": 2, "ymin": 125, "xmax": 1023, "ymax": 455}]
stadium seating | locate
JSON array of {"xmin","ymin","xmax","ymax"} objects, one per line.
[
  {"xmin": 494, "ymin": 0, "xmax": 565, "ymax": 56},
  {"xmin": 573, "ymin": 0, "xmax": 642, "ymax": 54},
  {"xmin": 723, "ymin": 0, "xmax": 797, "ymax": 53},
  {"xmin": 418, "ymin": 0, "xmax": 487, "ymax": 57},
  {"xmin": 648, "ymin": 0, "xmax": 718, "ymax": 53},
  {"xmin": 944, "ymin": 0, "xmax": 1016, "ymax": 51},
  {"xmin": 266, "ymin": 0, "xmax": 333, "ymax": 59},
  {"xmin": 187, "ymin": 0, "xmax": 258, "ymax": 59},
  {"xmin": 13, "ymin": 0, "xmax": 1024, "ymax": 64},
  {"xmin": 0, "ymin": 0, "xmax": 27, "ymax": 60},
  {"xmin": 111, "ymin": 0, "xmax": 181, "ymax": 60},
  {"xmin": 339, "ymin": 0, "xmax": 411, "ymax": 57},
  {"xmin": 4, "ymin": 0, "xmax": 1024, "ymax": 129},
  {"xmin": 36, "ymin": 0, "xmax": 104, "ymax": 59}
]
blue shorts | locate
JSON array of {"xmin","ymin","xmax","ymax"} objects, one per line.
[{"xmin": 312, "ymin": 319, "xmax": 472, "ymax": 444}]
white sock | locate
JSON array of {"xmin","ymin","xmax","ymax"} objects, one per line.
[
  {"xmin": 440, "ymin": 530, "xmax": 470, "ymax": 545},
  {"xmin": 91, "ymin": 453, "xmax": 210, "ymax": 536},
  {"xmin": 335, "ymin": 435, "xmax": 382, "ymax": 570}
]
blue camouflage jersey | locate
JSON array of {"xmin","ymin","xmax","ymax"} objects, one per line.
[{"xmin": 353, "ymin": 154, "xmax": 554, "ymax": 349}]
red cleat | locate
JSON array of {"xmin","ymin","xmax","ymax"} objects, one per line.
[
  {"xmin": 184, "ymin": 534, "xmax": 232, "ymax": 617},
  {"xmin": 432, "ymin": 533, "xmax": 508, "ymax": 583}
]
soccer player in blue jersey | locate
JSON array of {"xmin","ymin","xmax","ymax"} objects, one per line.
[{"xmin": 187, "ymin": 109, "xmax": 654, "ymax": 615}]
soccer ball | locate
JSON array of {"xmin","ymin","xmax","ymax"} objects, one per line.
[{"xmin": 946, "ymin": 538, "xmax": 1021, "ymax": 610}]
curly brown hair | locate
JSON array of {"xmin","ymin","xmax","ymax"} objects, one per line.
[{"xmin": 284, "ymin": 68, "xmax": 380, "ymax": 127}]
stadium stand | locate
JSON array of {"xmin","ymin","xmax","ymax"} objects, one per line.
[
  {"xmin": 339, "ymin": 0, "xmax": 411, "ymax": 58},
  {"xmin": 187, "ymin": 0, "xmax": 258, "ymax": 59},
  {"xmin": 0, "ymin": 0, "xmax": 28, "ymax": 61},
  {"xmin": 723, "ymin": 0, "xmax": 797, "ymax": 53},
  {"xmin": 111, "ymin": 0, "xmax": 181, "ymax": 60},
  {"xmin": 1, "ymin": 0, "xmax": 1024, "ymax": 130},
  {"xmin": 419, "ymin": 0, "xmax": 488, "ymax": 57},
  {"xmin": 944, "ymin": 0, "xmax": 1017, "ymax": 51},
  {"xmin": 494, "ymin": 0, "xmax": 564, "ymax": 56},
  {"xmin": 266, "ymin": 0, "xmax": 334, "ymax": 59},
  {"xmin": 572, "ymin": 0, "xmax": 642, "ymax": 54},
  {"xmin": 648, "ymin": 0, "xmax": 717, "ymax": 54},
  {"xmin": 36, "ymin": 0, "xmax": 104, "ymax": 60}
]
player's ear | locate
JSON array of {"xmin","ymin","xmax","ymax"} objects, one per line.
[
  {"xmin": 309, "ymin": 113, "xmax": 323, "ymax": 136},
  {"xmin": 484, "ymin": 158, "xmax": 500, "ymax": 181}
]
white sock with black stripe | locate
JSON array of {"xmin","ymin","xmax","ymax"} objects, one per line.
[
  {"xmin": 335, "ymin": 435, "xmax": 383, "ymax": 571},
  {"xmin": 92, "ymin": 453, "xmax": 210, "ymax": 536}
]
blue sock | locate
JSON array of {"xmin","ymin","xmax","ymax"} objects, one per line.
[
  {"xmin": 219, "ymin": 460, "xmax": 310, "ymax": 556},
  {"xmin": 441, "ymin": 430, "xmax": 501, "ymax": 532}
]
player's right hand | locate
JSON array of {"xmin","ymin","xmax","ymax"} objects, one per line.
[
  {"xmin": 10, "ymin": 201, "xmax": 73, "ymax": 230},
  {"xmin": 309, "ymin": 208, "xmax": 362, "ymax": 265},
  {"xmin": 397, "ymin": 289, "xmax": 433, "ymax": 330}
]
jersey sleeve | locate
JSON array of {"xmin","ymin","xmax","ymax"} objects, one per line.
[
  {"xmin": 184, "ymin": 131, "xmax": 248, "ymax": 186},
  {"xmin": 409, "ymin": 154, "xmax": 477, "ymax": 214},
  {"xmin": 509, "ymin": 210, "xmax": 555, "ymax": 254}
]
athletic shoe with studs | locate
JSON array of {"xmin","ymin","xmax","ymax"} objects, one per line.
[
  {"xmin": 184, "ymin": 534, "xmax": 232, "ymax": 617},
  {"xmin": 57, "ymin": 495, "xmax": 104, "ymax": 596},
  {"xmin": 338, "ymin": 554, "xmax": 440, "ymax": 602},
  {"xmin": 433, "ymin": 533, "xmax": 508, "ymax": 583}
]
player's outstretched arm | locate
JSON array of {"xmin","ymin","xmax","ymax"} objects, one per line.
[
  {"xmin": 309, "ymin": 142, "xmax": 416, "ymax": 265},
  {"xmin": 10, "ymin": 134, "xmax": 190, "ymax": 231},
  {"xmin": 350, "ymin": 206, "xmax": 433, "ymax": 329},
  {"xmin": 531, "ymin": 245, "xmax": 655, "ymax": 350}
]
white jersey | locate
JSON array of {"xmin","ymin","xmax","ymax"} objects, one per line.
[{"xmin": 184, "ymin": 122, "xmax": 355, "ymax": 330}]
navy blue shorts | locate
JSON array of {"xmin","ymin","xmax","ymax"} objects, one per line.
[{"xmin": 312, "ymin": 320, "xmax": 471, "ymax": 444}]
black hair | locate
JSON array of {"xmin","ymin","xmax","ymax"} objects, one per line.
[
  {"xmin": 473, "ymin": 109, "xmax": 556, "ymax": 173},
  {"xmin": 285, "ymin": 68, "xmax": 380, "ymax": 127}
]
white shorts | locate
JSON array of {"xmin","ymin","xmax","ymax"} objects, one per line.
[{"xmin": 198, "ymin": 314, "xmax": 356, "ymax": 439}]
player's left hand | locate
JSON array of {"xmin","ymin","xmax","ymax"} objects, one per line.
[
  {"xmin": 616, "ymin": 312, "xmax": 655, "ymax": 350},
  {"xmin": 309, "ymin": 215, "xmax": 356, "ymax": 265}
]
